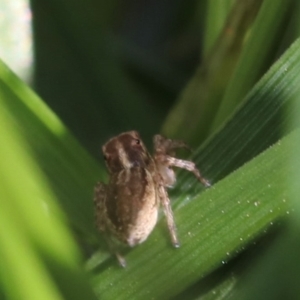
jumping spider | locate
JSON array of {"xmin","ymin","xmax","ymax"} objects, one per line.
[{"xmin": 94, "ymin": 131, "xmax": 210, "ymax": 266}]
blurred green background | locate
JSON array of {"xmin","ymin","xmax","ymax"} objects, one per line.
[{"xmin": 32, "ymin": 0, "xmax": 207, "ymax": 156}]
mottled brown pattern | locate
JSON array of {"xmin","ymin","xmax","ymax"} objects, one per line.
[
  {"xmin": 94, "ymin": 131, "xmax": 210, "ymax": 266},
  {"xmin": 106, "ymin": 168, "xmax": 149, "ymax": 230}
]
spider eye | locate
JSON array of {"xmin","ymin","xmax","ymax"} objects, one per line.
[{"xmin": 135, "ymin": 139, "xmax": 140, "ymax": 145}]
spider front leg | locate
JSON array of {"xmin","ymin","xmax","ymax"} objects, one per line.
[
  {"xmin": 165, "ymin": 156, "xmax": 211, "ymax": 187},
  {"xmin": 153, "ymin": 134, "xmax": 210, "ymax": 187},
  {"xmin": 157, "ymin": 184, "xmax": 180, "ymax": 247}
]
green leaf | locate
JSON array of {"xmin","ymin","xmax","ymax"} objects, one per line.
[
  {"xmin": 91, "ymin": 129, "xmax": 293, "ymax": 300},
  {"xmin": 162, "ymin": 0, "xmax": 292, "ymax": 145},
  {"xmin": 1, "ymin": 2, "xmax": 299, "ymax": 299},
  {"xmin": 211, "ymin": 0, "xmax": 294, "ymax": 132},
  {"xmin": 90, "ymin": 38, "xmax": 300, "ymax": 299},
  {"xmin": 203, "ymin": 0, "xmax": 234, "ymax": 55},
  {"xmin": 0, "ymin": 59, "xmax": 104, "ymax": 236},
  {"xmin": 0, "ymin": 60, "xmax": 98, "ymax": 299}
]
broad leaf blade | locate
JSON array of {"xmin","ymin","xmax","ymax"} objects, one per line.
[
  {"xmin": 0, "ymin": 60, "xmax": 98, "ymax": 299},
  {"xmin": 91, "ymin": 39, "xmax": 300, "ymax": 299},
  {"xmin": 92, "ymin": 130, "xmax": 293, "ymax": 299}
]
